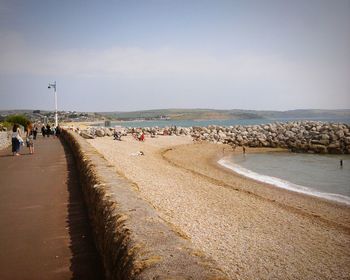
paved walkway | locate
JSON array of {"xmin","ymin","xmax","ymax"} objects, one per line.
[{"xmin": 0, "ymin": 136, "xmax": 104, "ymax": 280}]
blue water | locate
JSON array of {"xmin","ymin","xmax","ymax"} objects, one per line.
[
  {"xmin": 219, "ymin": 153, "xmax": 350, "ymax": 205},
  {"xmin": 96, "ymin": 117, "xmax": 350, "ymax": 128}
]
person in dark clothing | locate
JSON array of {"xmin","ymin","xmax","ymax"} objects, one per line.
[
  {"xmin": 41, "ymin": 125, "xmax": 46, "ymax": 137},
  {"xmin": 33, "ymin": 126, "xmax": 38, "ymax": 140},
  {"xmin": 46, "ymin": 124, "xmax": 51, "ymax": 137},
  {"xmin": 55, "ymin": 125, "xmax": 61, "ymax": 137}
]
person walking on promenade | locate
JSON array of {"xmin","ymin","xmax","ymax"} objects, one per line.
[
  {"xmin": 33, "ymin": 126, "xmax": 38, "ymax": 140},
  {"xmin": 25, "ymin": 122, "xmax": 35, "ymax": 154},
  {"xmin": 51, "ymin": 126, "xmax": 56, "ymax": 138},
  {"xmin": 55, "ymin": 125, "xmax": 61, "ymax": 137},
  {"xmin": 46, "ymin": 124, "xmax": 51, "ymax": 137},
  {"xmin": 41, "ymin": 125, "xmax": 46, "ymax": 137},
  {"xmin": 11, "ymin": 124, "xmax": 22, "ymax": 156}
]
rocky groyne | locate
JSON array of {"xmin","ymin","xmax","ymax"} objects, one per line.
[
  {"xmin": 191, "ymin": 121, "xmax": 350, "ymax": 154},
  {"xmin": 76, "ymin": 121, "xmax": 349, "ymax": 154}
]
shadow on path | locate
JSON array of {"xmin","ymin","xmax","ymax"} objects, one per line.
[{"xmin": 60, "ymin": 138, "xmax": 105, "ymax": 280}]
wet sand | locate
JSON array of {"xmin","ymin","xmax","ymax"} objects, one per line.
[{"xmin": 88, "ymin": 135, "xmax": 350, "ymax": 279}]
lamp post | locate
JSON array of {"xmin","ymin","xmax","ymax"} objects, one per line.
[{"xmin": 48, "ymin": 81, "xmax": 58, "ymax": 127}]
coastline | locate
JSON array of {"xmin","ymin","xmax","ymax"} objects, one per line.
[
  {"xmin": 87, "ymin": 135, "xmax": 350, "ymax": 279},
  {"xmin": 165, "ymin": 143, "xmax": 350, "ymax": 229},
  {"xmin": 217, "ymin": 156, "xmax": 350, "ymax": 206}
]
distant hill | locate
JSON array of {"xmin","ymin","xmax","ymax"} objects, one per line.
[
  {"xmin": 99, "ymin": 109, "xmax": 350, "ymax": 121},
  {"xmin": 1, "ymin": 108, "xmax": 349, "ymax": 122},
  {"xmin": 100, "ymin": 109, "xmax": 260, "ymax": 121}
]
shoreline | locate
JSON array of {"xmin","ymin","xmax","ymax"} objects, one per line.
[
  {"xmin": 87, "ymin": 135, "xmax": 350, "ymax": 279},
  {"xmin": 217, "ymin": 154, "xmax": 350, "ymax": 206},
  {"xmin": 164, "ymin": 144, "xmax": 350, "ymax": 230}
]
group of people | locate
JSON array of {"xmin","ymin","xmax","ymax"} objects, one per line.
[
  {"xmin": 11, "ymin": 123, "xmax": 35, "ymax": 156},
  {"xmin": 41, "ymin": 124, "xmax": 60, "ymax": 137},
  {"xmin": 130, "ymin": 128, "xmax": 145, "ymax": 141},
  {"xmin": 133, "ymin": 132, "xmax": 145, "ymax": 141},
  {"xmin": 11, "ymin": 123, "xmax": 61, "ymax": 156}
]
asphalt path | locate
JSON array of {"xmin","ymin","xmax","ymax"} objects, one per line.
[{"xmin": 0, "ymin": 135, "xmax": 104, "ymax": 280}]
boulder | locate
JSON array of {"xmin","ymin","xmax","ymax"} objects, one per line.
[
  {"xmin": 80, "ymin": 131, "xmax": 95, "ymax": 139},
  {"xmin": 310, "ymin": 144, "xmax": 327, "ymax": 154},
  {"xmin": 96, "ymin": 129, "xmax": 105, "ymax": 137},
  {"xmin": 328, "ymin": 143, "xmax": 341, "ymax": 154},
  {"xmin": 336, "ymin": 130, "xmax": 345, "ymax": 138},
  {"xmin": 218, "ymin": 132, "xmax": 226, "ymax": 139},
  {"xmin": 105, "ymin": 129, "xmax": 113, "ymax": 136}
]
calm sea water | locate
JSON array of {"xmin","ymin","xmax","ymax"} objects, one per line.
[
  {"xmin": 98, "ymin": 117, "xmax": 350, "ymax": 128},
  {"xmin": 219, "ymin": 153, "xmax": 350, "ymax": 205}
]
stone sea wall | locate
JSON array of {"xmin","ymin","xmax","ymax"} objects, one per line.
[
  {"xmin": 0, "ymin": 132, "xmax": 10, "ymax": 150},
  {"xmin": 61, "ymin": 129, "xmax": 227, "ymax": 280},
  {"xmin": 79, "ymin": 121, "xmax": 350, "ymax": 154}
]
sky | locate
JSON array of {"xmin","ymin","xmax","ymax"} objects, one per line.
[{"xmin": 0, "ymin": 0, "xmax": 349, "ymax": 112}]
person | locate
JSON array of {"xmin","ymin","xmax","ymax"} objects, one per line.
[
  {"xmin": 41, "ymin": 125, "xmax": 46, "ymax": 137},
  {"xmin": 46, "ymin": 124, "xmax": 51, "ymax": 137},
  {"xmin": 33, "ymin": 126, "xmax": 38, "ymax": 140},
  {"xmin": 139, "ymin": 132, "xmax": 145, "ymax": 141},
  {"xmin": 25, "ymin": 122, "xmax": 34, "ymax": 154},
  {"xmin": 55, "ymin": 125, "xmax": 61, "ymax": 137},
  {"xmin": 242, "ymin": 146, "xmax": 246, "ymax": 154},
  {"xmin": 340, "ymin": 159, "xmax": 343, "ymax": 168},
  {"xmin": 113, "ymin": 131, "xmax": 122, "ymax": 141},
  {"xmin": 51, "ymin": 126, "xmax": 56, "ymax": 138},
  {"xmin": 11, "ymin": 124, "xmax": 22, "ymax": 156}
]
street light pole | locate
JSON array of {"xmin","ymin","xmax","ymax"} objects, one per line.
[{"xmin": 48, "ymin": 81, "xmax": 58, "ymax": 127}]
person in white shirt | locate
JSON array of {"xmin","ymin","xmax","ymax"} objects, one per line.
[{"xmin": 11, "ymin": 124, "xmax": 22, "ymax": 156}]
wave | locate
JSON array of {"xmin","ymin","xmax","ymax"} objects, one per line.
[{"xmin": 218, "ymin": 158, "xmax": 350, "ymax": 206}]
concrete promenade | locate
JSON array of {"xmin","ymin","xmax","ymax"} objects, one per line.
[{"xmin": 0, "ymin": 135, "xmax": 104, "ymax": 279}]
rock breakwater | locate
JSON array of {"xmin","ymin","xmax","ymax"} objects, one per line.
[
  {"xmin": 191, "ymin": 121, "xmax": 350, "ymax": 154},
  {"xmin": 76, "ymin": 121, "xmax": 349, "ymax": 154}
]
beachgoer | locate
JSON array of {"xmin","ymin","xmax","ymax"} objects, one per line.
[
  {"xmin": 139, "ymin": 132, "xmax": 145, "ymax": 141},
  {"xmin": 11, "ymin": 124, "xmax": 22, "ymax": 156},
  {"xmin": 243, "ymin": 146, "xmax": 246, "ymax": 154},
  {"xmin": 25, "ymin": 122, "xmax": 34, "ymax": 154},
  {"xmin": 113, "ymin": 131, "xmax": 122, "ymax": 141},
  {"xmin": 131, "ymin": 151, "xmax": 144, "ymax": 156},
  {"xmin": 340, "ymin": 159, "xmax": 343, "ymax": 168}
]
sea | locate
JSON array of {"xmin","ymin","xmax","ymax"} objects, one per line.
[
  {"xmin": 218, "ymin": 153, "xmax": 350, "ymax": 205},
  {"xmin": 98, "ymin": 117, "xmax": 350, "ymax": 128}
]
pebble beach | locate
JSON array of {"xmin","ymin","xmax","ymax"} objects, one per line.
[{"xmin": 87, "ymin": 134, "xmax": 350, "ymax": 279}]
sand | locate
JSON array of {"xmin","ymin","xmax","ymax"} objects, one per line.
[{"xmin": 88, "ymin": 135, "xmax": 350, "ymax": 280}]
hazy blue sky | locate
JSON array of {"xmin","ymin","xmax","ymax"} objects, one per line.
[{"xmin": 0, "ymin": 0, "xmax": 349, "ymax": 111}]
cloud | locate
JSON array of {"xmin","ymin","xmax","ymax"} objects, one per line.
[
  {"xmin": 1, "ymin": 32, "xmax": 349, "ymax": 110},
  {"xmin": 0, "ymin": 33, "xmax": 296, "ymax": 85}
]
